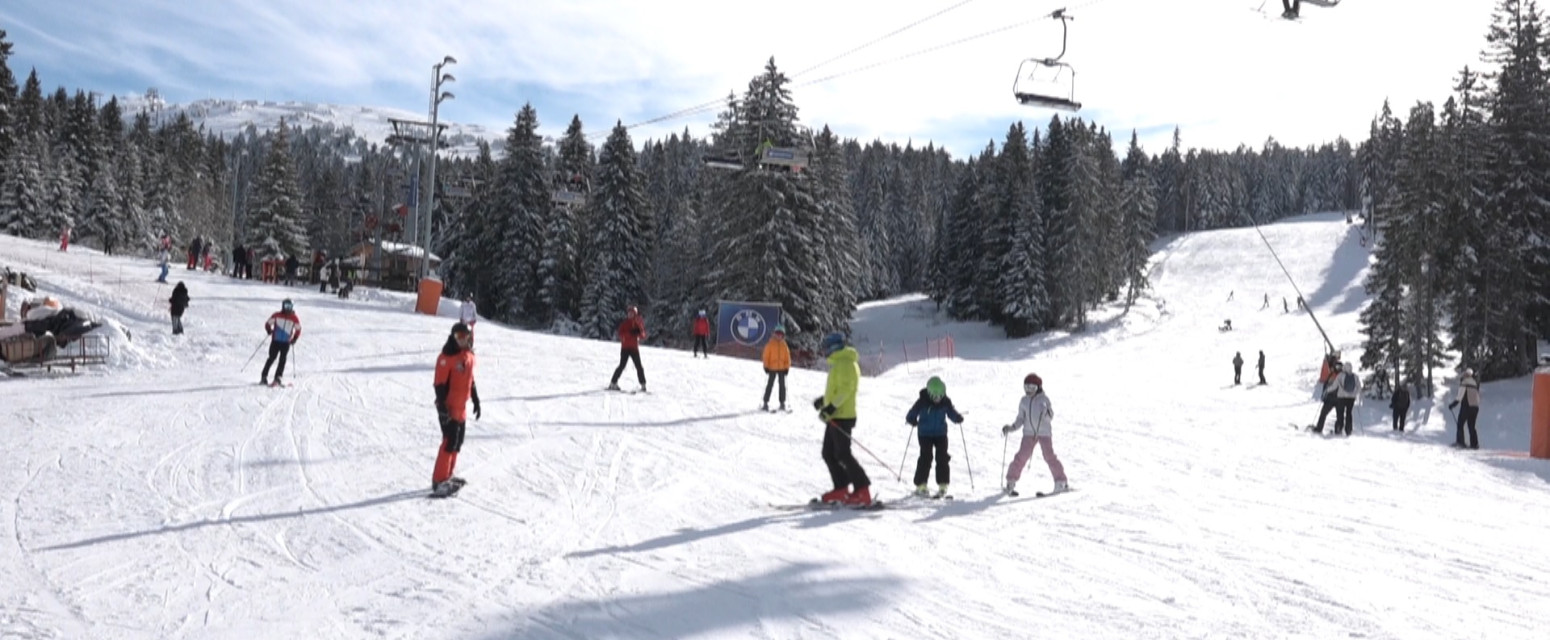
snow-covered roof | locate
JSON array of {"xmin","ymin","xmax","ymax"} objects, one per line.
[{"xmin": 357, "ymin": 240, "xmax": 441, "ymax": 263}]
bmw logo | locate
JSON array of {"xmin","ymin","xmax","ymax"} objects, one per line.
[{"xmin": 731, "ymin": 309, "xmax": 768, "ymax": 346}]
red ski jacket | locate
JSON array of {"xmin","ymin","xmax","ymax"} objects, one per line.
[
  {"xmin": 617, "ymin": 316, "xmax": 646, "ymax": 350},
  {"xmin": 692, "ymin": 316, "xmax": 710, "ymax": 337}
]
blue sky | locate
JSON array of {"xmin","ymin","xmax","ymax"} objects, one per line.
[{"xmin": 0, "ymin": 0, "xmax": 1501, "ymax": 159}]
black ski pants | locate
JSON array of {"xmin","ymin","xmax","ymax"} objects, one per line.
[
  {"xmin": 1257, "ymin": 366, "xmax": 1266, "ymax": 385},
  {"xmin": 1391, "ymin": 406, "xmax": 1408, "ymax": 431},
  {"xmin": 1338, "ymin": 398, "xmax": 1355, "ymax": 434},
  {"xmin": 693, "ymin": 335, "xmax": 709, "ymax": 357},
  {"xmin": 611, "ymin": 348, "xmax": 645, "ymax": 386},
  {"xmin": 913, "ymin": 434, "xmax": 950, "ymax": 486},
  {"xmin": 1456, "ymin": 406, "xmax": 1480, "ymax": 448},
  {"xmin": 262, "ymin": 341, "xmax": 291, "ymax": 380},
  {"xmin": 1315, "ymin": 396, "xmax": 1338, "ymax": 432},
  {"xmin": 438, "ymin": 407, "xmax": 467, "ymax": 453},
  {"xmin": 1233, "ymin": 364, "xmax": 1242, "ymax": 385},
  {"xmin": 1282, "ymin": 0, "xmax": 1300, "ymax": 14},
  {"xmin": 763, "ymin": 370, "xmax": 787, "ymax": 406},
  {"xmin": 822, "ymin": 418, "xmax": 870, "ymax": 490}
]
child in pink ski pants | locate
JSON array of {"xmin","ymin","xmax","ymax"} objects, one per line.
[{"xmin": 1002, "ymin": 375, "xmax": 1066, "ymax": 492}]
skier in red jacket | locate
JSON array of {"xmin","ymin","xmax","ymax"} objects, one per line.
[
  {"xmin": 608, "ymin": 306, "xmax": 647, "ymax": 392},
  {"xmin": 691, "ymin": 309, "xmax": 711, "ymax": 358},
  {"xmin": 260, "ymin": 299, "xmax": 301, "ymax": 386}
]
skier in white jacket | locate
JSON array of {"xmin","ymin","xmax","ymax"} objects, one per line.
[{"xmin": 1001, "ymin": 373, "xmax": 1068, "ymax": 496}]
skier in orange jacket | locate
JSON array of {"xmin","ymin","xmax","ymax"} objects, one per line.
[{"xmin": 431, "ymin": 322, "xmax": 480, "ymax": 497}]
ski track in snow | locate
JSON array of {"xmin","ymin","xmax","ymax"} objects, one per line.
[{"xmin": 4, "ymin": 215, "xmax": 1550, "ymax": 639}]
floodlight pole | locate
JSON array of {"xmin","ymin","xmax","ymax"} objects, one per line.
[{"xmin": 421, "ymin": 55, "xmax": 457, "ymax": 280}]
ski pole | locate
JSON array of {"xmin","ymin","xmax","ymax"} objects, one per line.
[
  {"xmin": 897, "ymin": 424, "xmax": 915, "ymax": 482},
  {"xmin": 828, "ymin": 419, "xmax": 899, "ymax": 482},
  {"xmin": 958, "ymin": 421, "xmax": 975, "ymax": 491},
  {"xmin": 242, "ymin": 337, "xmax": 267, "ymax": 371},
  {"xmin": 1000, "ymin": 431, "xmax": 1010, "ymax": 491}
]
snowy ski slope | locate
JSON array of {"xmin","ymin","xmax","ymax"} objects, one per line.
[{"xmin": 2, "ymin": 212, "xmax": 1547, "ymax": 639}]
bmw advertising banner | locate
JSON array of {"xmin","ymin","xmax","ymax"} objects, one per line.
[{"xmin": 715, "ymin": 300, "xmax": 783, "ymax": 359}]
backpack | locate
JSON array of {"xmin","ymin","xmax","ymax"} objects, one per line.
[{"xmin": 1341, "ymin": 371, "xmax": 1359, "ymax": 394}]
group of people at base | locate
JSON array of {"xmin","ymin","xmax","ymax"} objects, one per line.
[
  {"xmin": 419, "ymin": 302, "xmax": 1073, "ymax": 503},
  {"xmin": 1314, "ymin": 351, "xmax": 1484, "ymax": 448}
]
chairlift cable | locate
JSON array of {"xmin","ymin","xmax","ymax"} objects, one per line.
[
  {"xmin": 790, "ymin": 0, "xmax": 978, "ymax": 78},
  {"xmin": 795, "ymin": 0, "xmax": 1108, "ymax": 89},
  {"xmin": 595, "ymin": 0, "xmax": 1114, "ymax": 138}
]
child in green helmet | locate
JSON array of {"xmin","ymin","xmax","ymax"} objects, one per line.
[{"xmin": 905, "ymin": 376, "xmax": 964, "ymax": 498}]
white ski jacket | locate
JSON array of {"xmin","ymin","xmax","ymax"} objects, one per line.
[
  {"xmin": 1012, "ymin": 391, "xmax": 1054, "ymax": 438},
  {"xmin": 459, "ymin": 300, "xmax": 477, "ymax": 324}
]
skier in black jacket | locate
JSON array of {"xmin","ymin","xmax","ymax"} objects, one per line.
[
  {"xmin": 169, "ymin": 282, "xmax": 190, "ymax": 335},
  {"xmin": 1389, "ymin": 383, "xmax": 1411, "ymax": 431}
]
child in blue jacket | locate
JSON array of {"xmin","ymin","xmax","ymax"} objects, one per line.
[{"xmin": 905, "ymin": 376, "xmax": 964, "ymax": 498}]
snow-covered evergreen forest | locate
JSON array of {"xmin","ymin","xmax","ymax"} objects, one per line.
[{"xmin": 0, "ymin": 0, "xmax": 1543, "ymax": 373}]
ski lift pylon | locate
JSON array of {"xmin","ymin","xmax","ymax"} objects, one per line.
[{"xmin": 1012, "ymin": 9, "xmax": 1081, "ymax": 112}]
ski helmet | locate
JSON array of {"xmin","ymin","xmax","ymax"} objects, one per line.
[
  {"xmin": 772, "ymin": 323, "xmax": 786, "ymax": 336},
  {"xmin": 1023, "ymin": 373, "xmax": 1042, "ymax": 394},
  {"xmin": 698, "ymin": 309, "xmax": 707, "ymax": 317},
  {"xmin": 627, "ymin": 305, "xmax": 639, "ymax": 316},
  {"xmin": 1462, "ymin": 367, "xmax": 1474, "ymax": 377},
  {"xmin": 926, "ymin": 376, "xmax": 946, "ymax": 401},
  {"xmin": 821, "ymin": 332, "xmax": 846, "ymax": 356},
  {"xmin": 281, "ymin": 299, "xmax": 294, "ymax": 312}
]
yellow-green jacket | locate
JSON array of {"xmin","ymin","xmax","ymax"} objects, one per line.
[{"xmin": 822, "ymin": 346, "xmax": 860, "ymax": 419}]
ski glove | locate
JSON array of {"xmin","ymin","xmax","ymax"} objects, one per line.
[
  {"xmin": 1448, "ymin": 401, "xmax": 1459, "ymax": 410},
  {"xmin": 819, "ymin": 404, "xmax": 837, "ymax": 419},
  {"xmin": 1001, "ymin": 424, "xmax": 1017, "ymax": 435},
  {"xmin": 812, "ymin": 397, "xmax": 825, "ymax": 411},
  {"xmin": 473, "ymin": 399, "xmax": 482, "ymax": 420}
]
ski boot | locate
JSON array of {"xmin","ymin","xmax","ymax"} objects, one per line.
[
  {"xmin": 843, "ymin": 486, "xmax": 873, "ymax": 507},
  {"xmin": 819, "ymin": 487, "xmax": 849, "ymax": 504},
  {"xmin": 913, "ymin": 484, "xmax": 930, "ymax": 498},
  {"xmin": 934, "ymin": 484, "xmax": 950, "ymax": 499}
]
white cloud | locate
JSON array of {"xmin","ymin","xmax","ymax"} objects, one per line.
[{"xmin": 0, "ymin": 0, "xmax": 1501, "ymax": 158}]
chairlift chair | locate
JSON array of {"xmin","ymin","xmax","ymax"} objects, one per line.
[
  {"xmin": 759, "ymin": 146, "xmax": 809, "ymax": 172},
  {"xmin": 702, "ymin": 155, "xmax": 742, "ymax": 171},
  {"xmin": 551, "ymin": 189, "xmax": 586, "ymax": 206},
  {"xmin": 1012, "ymin": 9, "xmax": 1082, "ymax": 112}
]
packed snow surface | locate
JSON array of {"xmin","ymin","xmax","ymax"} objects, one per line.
[{"xmin": 2, "ymin": 212, "xmax": 1547, "ymax": 639}]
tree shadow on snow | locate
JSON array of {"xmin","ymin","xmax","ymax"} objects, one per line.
[
  {"xmin": 33, "ymin": 489, "xmax": 425, "ymax": 552},
  {"xmin": 566, "ymin": 509, "xmax": 880, "ymax": 560},
  {"xmin": 81, "ymin": 382, "xmax": 256, "ymax": 398},
  {"xmin": 492, "ymin": 562, "xmax": 899, "ymax": 640}
]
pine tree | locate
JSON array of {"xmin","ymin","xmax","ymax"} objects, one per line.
[
  {"xmin": 992, "ymin": 122, "xmax": 1044, "ymax": 336},
  {"xmin": 493, "ymin": 104, "xmax": 550, "ymax": 322},
  {"xmin": 245, "ymin": 122, "xmax": 309, "ymax": 259},
  {"xmin": 1477, "ymin": 0, "xmax": 1550, "ymax": 374},
  {"xmin": 1118, "ymin": 131, "xmax": 1156, "ymax": 309},
  {"xmin": 579, "ymin": 122, "xmax": 652, "ymax": 339}
]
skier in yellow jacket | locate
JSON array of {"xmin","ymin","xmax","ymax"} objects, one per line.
[{"xmin": 813, "ymin": 332, "xmax": 871, "ymax": 506}]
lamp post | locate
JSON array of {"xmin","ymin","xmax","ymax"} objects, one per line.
[
  {"xmin": 421, "ymin": 55, "xmax": 456, "ymax": 280},
  {"xmin": 229, "ymin": 149, "xmax": 248, "ymax": 254}
]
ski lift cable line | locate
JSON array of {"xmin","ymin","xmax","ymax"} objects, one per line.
[
  {"xmin": 789, "ymin": 0, "xmax": 979, "ymax": 78},
  {"xmin": 591, "ymin": 0, "xmax": 1107, "ymax": 138},
  {"xmin": 794, "ymin": 0, "xmax": 1107, "ymax": 88},
  {"xmin": 587, "ymin": 0, "xmax": 980, "ymax": 138},
  {"xmin": 1241, "ymin": 210, "xmax": 1337, "ymax": 355}
]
